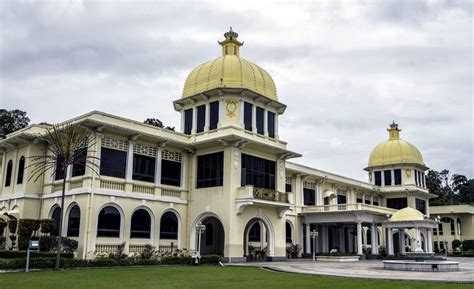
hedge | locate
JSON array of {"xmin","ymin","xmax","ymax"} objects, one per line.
[
  {"xmin": 0, "ymin": 250, "xmax": 74, "ymax": 259},
  {"xmin": 0, "ymin": 255, "xmax": 221, "ymax": 270},
  {"xmin": 462, "ymin": 240, "xmax": 474, "ymax": 250}
]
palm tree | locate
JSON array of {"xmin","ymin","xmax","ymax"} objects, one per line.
[{"xmin": 28, "ymin": 123, "xmax": 99, "ymax": 270}]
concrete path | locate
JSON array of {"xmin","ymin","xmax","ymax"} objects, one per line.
[{"xmin": 230, "ymin": 257, "xmax": 474, "ymax": 283}]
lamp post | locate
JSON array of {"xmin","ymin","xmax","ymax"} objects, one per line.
[
  {"xmin": 435, "ymin": 216, "xmax": 441, "ymax": 254},
  {"xmin": 196, "ymin": 222, "xmax": 206, "ymax": 261},
  {"xmin": 309, "ymin": 229, "xmax": 319, "ymax": 262}
]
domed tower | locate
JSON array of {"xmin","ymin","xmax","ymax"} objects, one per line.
[
  {"xmin": 173, "ymin": 28, "xmax": 286, "ymax": 139},
  {"xmin": 365, "ymin": 122, "xmax": 433, "ymax": 213}
]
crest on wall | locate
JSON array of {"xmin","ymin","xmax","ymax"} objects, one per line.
[{"xmin": 225, "ymin": 100, "xmax": 238, "ymax": 117}]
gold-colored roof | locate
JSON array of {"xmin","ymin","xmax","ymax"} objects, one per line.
[
  {"xmin": 368, "ymin": 122, "xmax": 424, "ymax": 168},
  {"xmin": 390, "ymin": 207, "xmax": 424, "ymax": 221},
  {"xmin": 182, "ymin": 28, "xmax": 277, "ymax": 100}
]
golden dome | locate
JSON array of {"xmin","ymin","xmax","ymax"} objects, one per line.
[
  {"xmin": 182, "ymin": 28, "xmax": 277, "ymax": 101},
  {"xmin": 367, "ymin": 122, "xmax": 424, "ymax": 168},
  {"xmin": 390, "ymin": 207, "xmax": 424, "ymax": 221}
]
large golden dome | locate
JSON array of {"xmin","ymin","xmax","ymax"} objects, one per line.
[
  {"xmin": 181, "ymin": 29, "xmax": 277, "ymax": 101},
  {"xmin": 367, "ymin": 122, "xmax": 425, "ymax": 168}
]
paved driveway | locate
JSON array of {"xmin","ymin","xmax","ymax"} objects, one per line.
[{"xmin": 230, "ymin": 257, "xmax": 474, "ymax": 283}]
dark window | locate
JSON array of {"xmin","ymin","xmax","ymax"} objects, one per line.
[
  {"xmin": 386, "ymin": 197, "xmax": 407, "ymax": 210},
  {"xmin": 267, "ymin": 111, "xmax": 275, "ymax": 138},
  {"xmin": 160, "ymin": 212, "xmax": 178, "ymax": 239},
  {"xmin": 415, "ymin": 198, "xmax": 426, "ymax": 214},
  {"xmin": 133, "ymin": 154, "xmax": 155, "ymax": 183},
  {"xmin": 249, "ymin": 222, "xmax": 260, "ymax": 242},
  {"xmin": 364, "ymin": 198, "xmax": 371, "ymax": 205},
  {"xmin": 100, "ymin": 148, "xmax": 127, "ymax": 178},
  {"xmin": 337, "ymin": 195, "xmax": 347, "ymax": 204},
  {"xmin": 51, "ymin": 206, "xmax": 61, "ymax": 236},
  {"xmin": 184, "ymin": 108, "xmax": 193, "ymax": 135},
  {"xmin": 421, "ymin": 172, "xmax": 425, "ymax": 187},
  {"xmin": 55, "ymin": 155, "xmax": 65, "ymax": 181},
  {"xmin": 16, "ymin": 157, "xmax": 25, "ymax": 184},
  {"xmin": 374, "ymin": 171, "xmax": 381, "ymax": 186},
  {"xmin": 97, "ymin": 206, "xmax": 121, "ymax": 237},
  {"xmin": 384, "ymin": 170, "xmax": 392, "ymax": 186},
  {"xmin": 130, "ymin": 209, "xmax": 151, "ymax": 239},
  {"xmin": 303, "ymin": 188, "xmax": 315, "ymax": 206},
  {"xmin": 196, "ymin": 152, "xmax": 223, "ymax": 188},
  {"xmin": 244, "ymin": 102, "xmax": 253, "ymax": 131},
  {"xmin": 67, "ymin": 205, "xmax": 81, "ymax": 237},
  {"xmin": 205, "ymin": 223, "xmax": 213, "ymax": 246},
  {"xmin": 209, "ymin": 101, "xmax": 219, "ymax": 130},
  {"xmin": 356, "ymin": 197, "xmax": 363, "ymax": 203},
  {"xmin": 161, "ymin": 159, "xmax": 181, "ymax": 187},
  {"xmin": 256, "ymin": 107, "xmax": 264, "ymax": 135},
  {"xmin": 286, "ymin": 222, "xmax": 292, "ymax": 243},
  {"xmin": 5, "ymin": 160, "xmax": 13, "ymax": 187},
  {"xmin": 437, "ymin": 223, "xmax": 443, "ymax": 236},
  {"xmin": 241, "ymin": 154, "xmax": 275, "ymax": 189},
  {"xmin": 196, "ymin": 105, "xmax": 206, "ymax": 133},
  {"xmin": 394, "ymin": 169, "xmax": 402, "ymax": 185},
  {"xmin": 285, "ymin": 183, "xmax": 292, "ymax": 193},
  {"xmin": 72, "ymin": 149, "xmax": 87, "ymax": 177},
  {"xmin": 373, "ymin": 198, "xmax": 379, "ymax": 206}
]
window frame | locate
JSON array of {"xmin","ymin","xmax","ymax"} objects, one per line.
[
  {"xmin": 5, "ymin": 160, "xmax": 13, "ymax": 187},
  {"xmin": 209, "ymin": 101, "xmax": 219, "ymax": 130},
  {"xmin": 97, "ymin": 206, "xmax": 122, "ymax": 238},
  {"xmin": 67, "ymin": 205, "xmax": 81, "ymax": 237},
  {"xmin": 256, "ymin": 106, "xmax": 264, "ymax": 135},
  {"xmin": 130, "ymin": 209, "xmax": 152, "ymax": 239},
  {"xmin": 161, "ymin": 159, "xmax": 181, "ymax": 187},
  {"xmin": 132, "ymin": 153, "xmax": 155, "ymax": 183},
  {"xmin": 244, "ymin": 102, "xmax": 253, "ymax": 131},
  {"xmin": 184, "ymin": 108, "xmax": 193, "ymax": 135},
  {"xmin": 160, "ymin": 212, "xmax": 179, "ymax": 240},
  {"xmin": 196, "ymin": 151, "xmax": 224, "ymax": 189},
  {"xmin": 240, "ymin": 154, "xmax": 275, "ymax": 190},
  {"xmin": 100, "ymin": 147, "xmax": 127, "ymax": 179},
  {"xmin": 196, "ymin": 104, "xmax": 206, "ymax": 133},
  {"xmin": 16, "ymin": 156, "xmax": 25, "ymax": 184}
]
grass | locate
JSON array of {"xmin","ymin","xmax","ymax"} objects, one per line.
[{"xmin": 0, "ymin": 266, "xmax": 471, "ymax": 289}]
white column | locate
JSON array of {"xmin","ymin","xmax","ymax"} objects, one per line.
[
  {"xmin": 66, "ymin": 164, "xmax": 72, "ymax": 180},
  {"xmin": 239, "ymin": 100, "xmax": 244, "ymax": 126},
  {"xmin": 218, "ymin": 99, "xmax": 224, "ymax": 127},
  {"xmin": 180, "ymin": 153, "xmax": 186, "ymax": 189},
  {"xmin": 154, "ymin": 146, "xmax": 163, "ymax": 186},
  {"xmin": 370, "ymin": 224, "xmax": 378, "ymax": 255},
  {"xmin": 204, "ymin": 102, "xmax": 210, "ymax": 131},
  {"xmin": 415, "ymin": 227, "xmax": 423, "ymax": 253},
  {"xmin": 381, "ymin": 170, "xmax": 385, "ymax": 186},
  {"xmin": 315, "ymin": 225, "xmax": 321, "ymax": 253},
  {"xmin": 387, "ymin": 228, "xmax": 394, "ymax": 256},
  {"xmin": 263, "ymin": 109, "xmax": 268, "ymax": 136},
  {"xmin": 192, "ymin": 107, "xmax": 197, "ymax": 134},
  {"xmin": 454, "ymin": 218, "xmax": 459, "ymax": 239},
  {"xmin": 305, "ymin": 224, "xmax": 311, "ymax": 254},
  {"xmin": 338, "ymin": 227, "xmax": 345, "ymax": 252},
  {"xmin": 356, "ymin": 222, "xmax": 363, "ymax": 255},
  {"xmin": 322, "ymin": 226, "xmax": 329, "ymax": 253},
  {"xmin": 252, "ymin": 104, "xmax": 257, "ymax": 132},
  {"xmin": 274, "ymin": 114, "xmax": 279, "ymax": 139},
  {"xmin": 399, "ymin": 229, "xmax": 406, "ymax": 254},
  {"xmin": 427, "ymin": 229, "xmax": 433, "ymax": 253},
  {"xmin": 180, "ymin": 111, "xmax": 185, "ymax": 133},
  {"xmin": 125, "ymin": 141, "xmax": 134, "ymax": 181}
]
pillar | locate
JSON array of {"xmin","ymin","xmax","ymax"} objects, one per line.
[
  {"xmin": 454, "ymin": 218, "xmax": 459, "ymax": 239},
  {"xmin": 204, "ymin": 102, "xmax": 210, "ymax": 131},
  {"xmin": 263, "ymin": 108, "xmax": 268, "ymax": 136},
  {"xmin": 125, "ymin": 141, "xmax": 134, "ymax": 181},
  {"xmin": 252, "ymin": 104, "xmax": 257, "ymax": 132},
  {"xmin": 357, "ymin": 222, "xmax": 363, "ymax": 255},
  {"xmin": 338, "ymin": 227, "xmax": 345, "ymax": 252},
  {"xmin": 305, "ymin": 224, "xmax": 311, "ymax": 254},
  {"xmin": 427, "ymin": 229, "xmax": 433, "ymax": 253},
  {"xmin": 274, "ymin": 114, "xmax": 279, "ymax": 139},
  {"xmin": 370, "ymin": 224, "xmax": 379, "ymax": 255},
  {"xmin": 154, "ymin": 146, "xmax": 163, "ymax": 186},
  {"xmin": 387, "ymin": 228, "xmax": 394, "ymax": 256},
  {"xmin": 415, "ymin": 227, "xmax": 423, "ymax": 253},
  {"xmin": 322, "ymin": 226, "xmax": 329, "ymax": 253},
  {"xmin": 192, "ymin": 107, "xmax": 197, "ymax": 134},
  {"xmin": 399, "ymin": 229, "xmax": 406, "ymax": 254}
]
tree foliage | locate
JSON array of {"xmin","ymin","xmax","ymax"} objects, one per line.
[
  {"xmin": 144, "ymin": 118, "xmax": 175, "ymax": 131},
  {"xmin": 0, "ymin": 109, "xmax": 30, "ymax": 137},
  {"xmin": 427, "ymin": 169, "xmax": 473, "ymax": 206}
]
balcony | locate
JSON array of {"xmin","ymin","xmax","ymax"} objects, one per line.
[
  {"xmin": 301, "ymin": 203, "xmax": 397, "ymax": 216},
  {"xmin": 235, "ymin": 186, "xmax": 291, "ymax": 217}
]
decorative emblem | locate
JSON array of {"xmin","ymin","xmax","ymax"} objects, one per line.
[
  {"xmin": 405, "ymin": 169, "xmax": 411, "ymax": 177},
  {"xmin": 226, "ymin": 100, "xmax": 237, "ymax": 117}
]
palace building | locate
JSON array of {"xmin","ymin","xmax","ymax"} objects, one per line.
[{"xmin": 0, "ymin": 29, "xmax": 456, "ymax": 261}]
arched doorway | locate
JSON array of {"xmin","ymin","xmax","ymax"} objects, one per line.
[
  {"xmin": 243, "ymin": 217, "xmax": 275, "ymax": 261},
  {"xmin": 199, "ymin": 216, "xmax": 224, "ymax": 256}
]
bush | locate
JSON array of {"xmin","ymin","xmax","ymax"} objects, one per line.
[
  {"xmin": 462, "ymin": 240, "xmax": 474, "ymax": 250},
  {"xmin": 39, "ymin": 236, "xmax": 56, "ymax": 252},
  {"xmin": 452, "ymin": 239, "xmax": 462, "ymax": 250},
  {"xmin": 17, "ymin": 235, "xmax": 30, "ymax": 250},
  {"xmin": 60, "ymin": 237, "xmax": 78, "ymax": 252},
  {"xmin": 0, "ymin": 220, "xmax": 7, "ymax": 232},
  {"xmin": 200, "ymin": 255, "xmax": 220, "ymax": 265},
  {"xmin": 40, "ymin": 219, "xmax": 55, "ymax": 234},
  {"xmin": 0, "ymin": 250, "xmax": 73, "ymax": 259},
  {"xmin": 141, "ymin": 244, "xmax": 155, "ymax": 259},
  {"xmin": 8, "ymin": 220, "xmax": 17, "ymax": 234},
  {"xmin": 17, "ymin": 219, "xmax": 37, "ymax": 237},
  {"xmin": 39, "ymin": 236, "xmax": 78, "ymax": 253}
]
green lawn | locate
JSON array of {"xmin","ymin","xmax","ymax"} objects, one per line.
[{"xmin": 0, "ymin": 266, "xmax": 471, "ymax": 289}]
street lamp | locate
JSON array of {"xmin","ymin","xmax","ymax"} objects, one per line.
[
  {"xmin": 195, "ymin": 222, "xmax": 206, "ymax": 264},
  {"xmin": 434, "ymin": 216, "xmax": 441, "ymax": 254},
  {"xmin": 309, "ymin": 229, "xmax": 319, "ymax": 262}
]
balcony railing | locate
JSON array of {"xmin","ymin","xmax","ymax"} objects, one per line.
[
  {"xmin": 303, "ymin": 203, "xmax": 397, "ymax": 215},
  {"xmin": 252, "ymin": 188, "xmax": 288, "ymax": 203}
]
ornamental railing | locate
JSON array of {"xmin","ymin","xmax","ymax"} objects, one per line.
[
  {"xmin": 303, "ymin": 203, "xmax": 397, "ymax": 215},
  {"xmin": 252, "ymin": 187, "xmax": 288, "ymax": 203}
]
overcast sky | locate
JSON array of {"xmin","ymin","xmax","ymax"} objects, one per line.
[{"xmin": 0, "ymin": 0, "xmax": 472, "ymax": 181}]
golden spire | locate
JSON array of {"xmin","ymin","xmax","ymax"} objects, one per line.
[
  {"xmin": 387, "ymin": 121, "xmax": 401, "ymax": 140},
  {"xmin": 218, "ymin": 27, "xmax": 243, "ymax": 56}
]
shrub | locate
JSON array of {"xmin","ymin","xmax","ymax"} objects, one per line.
[
  {"xmin": 39, "ymin": 236, "xmax": 56, "ymax": 252},
  {"xmin": 40, "ymin": 219, "xmax": 55, "ymax": 234},
  {"xmin": 39, "ymin": 236, "xmax": 78, "ymax": 253},
  {"xmin": 452, "ymin": 239, "xmax": 462, "ymax": 250},
  {"xmin": 0, "ymin": 220, "xmax": 7, "ymax": 232},
  {"xmin": 17, "ymin": 219, "xmax": 37, "ymax": 237},
  {"xmin": 60, "ymin": 237, "xmax": 78, "ymax": 252},
  {"xmin": 8, "ymin": 220, "xmax": 17, "ymax": 234},
  {"xmin": 462, "ymin": 240, "xmax": 474, "ymax": 250},
  {"xmin": 18, "ymin": 235, "xmax": 30, "ymax": 250},
  {"xmin": 141, "ymin": 244, "xmax": 155, "ymax": 259},
  {"xmin": 109, "ymin": 242, "xmax": 127, "ymax": 259}
]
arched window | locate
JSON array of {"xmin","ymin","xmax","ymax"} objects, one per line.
[
  {"xmin": 130, "ymin": 209, "xmax": 151, "ymax": 239},
  {"xmin": 286, "ymin": 222, "xmax": 292, "ymax": 243},
  {"xmin": 160, "ymin": 212, "xmax": 178, "ymax": 239},
  {"xmin": 97, "ymin": 206, "xmax": 121, "ymax": 237},
  {"xmin": 249, "ymin": 222, "xmax": 261, "ymax": 242},
  {"xmin": 67, "ymin": 205, "xmax": 81, "ymax": 237},
  {"xmin": 5, "ymin": 160, "xmax": 13, "ymax": 187},
  {"xmin": 51, "ymin": 206, "xmax": 61, "ymax": 236},
  {"xmin": 205, "ymin": 223, "xmax": 214, "ymax": 246},
  {"xmin": 17, "ymin": 157, "xmax": 25, "ymax": 184}
]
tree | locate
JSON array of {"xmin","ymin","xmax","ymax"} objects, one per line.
[
  {"xmin": 427, "ymin": 169, "xmax": 473, "ymax": 206},
  {"xmin": 144, "ymin": 118, "xmax": 175, "ymax": 131},
  {"xmin": 28, "ymin": 123, "xmax": 99, "ymax": 270},
  {"xmin": 0, "ymin": 109, "xmax": 30, "ymax": 137}
]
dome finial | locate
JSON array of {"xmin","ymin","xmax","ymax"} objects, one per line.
[
  {"xmin": 219, "ymin": 27, "xmax": 243, "ymax": 56},
  {"xmin": 387, "ymin": 121, "xmax": 401, "ymax": 140}
]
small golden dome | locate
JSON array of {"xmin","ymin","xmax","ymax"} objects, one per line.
[
  {"xmin": 182, "ymin": 28, "xmax": 277, "ymax": 101},
  {"xmin": 367, "ymin": 122, "xmax": 424, "ymax": 168},
  {"xmin": 390, "ymin": 207, "xmax": 424, "ymax": 221}
]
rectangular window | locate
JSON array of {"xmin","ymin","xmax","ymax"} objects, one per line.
[
  {"xmin": 416, "ymin": 198, "xmax": 426, "ymax": 214},
  {"xmin": 196, "ymin": 105, "xmax": 206, "ymax": 133},
  {"xmin": 394, "ymin": 169, "xmax": 402, "ymax": 185},
  {"xmin": 100, "ymin": 148, "xmax": 127, "ymax": 178},
  {"xmin": 356, "ymin": 197, "xmax": 363, "ymax": 203},
  {"xmin": 267, "ymin": 111, "xmax": 275, "ymax": 138},
  {"xmin": 241, "ymin": 154, "xmax": 275, "ymax": 190},
  {"xmin": 209, "ymin": 101, "xmax": 219, "ymax": 130},
  {"xmin": 374, "ymin": 171, "xmax": 382, "ymax": 186},
  {"xmin": 384, "ymin": 170, "xmax": 392, "ymax": 186},
  {"xmin": 161, "ymin": 159, "xmax": 181, "ymax": 187},
  {"xmin": 421, "ymin": 172, "xmax": 425, "ymax": 187},
  {"xmin": 364, "ymin": 198, "xmax": 371, "ymax": 205},
  {"xmin": 303, "ymin": 188, "xmax": 315, "ymax": 206},
  {"xmin": 256, "ymin": 107, "xmax": 264, "ymax": 135},
  {"xmin": 337, "ymin": 195, "xmax": 347, "ymax": 204},
  {"xmin": 55, "ymin": 155, "xmax": 65, "ymax": 180},
  {"xmin": 386, "ymin": 197, "xmax": 408, "ymax": 210},
  {"xmin": 285, "ymin": 183, "xmax": 292, "ymax": 193},
  {"xmin": 184, "ymin": 108, "xmax": 193, "ymax": 135},
  {"xmin": 244, "ymin": 102, "xmax": 253, "ymax": 131},
  {"xmin": 196, "ymin": 151, "xmax": 224, "ymax": 188},
  {"xmin": 72, "ymin": 149, "xmax": 87, "ymax": 177},
  {"xmin": 133, "ymin": 154, "xmax": 155, "ymax": 183}
]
